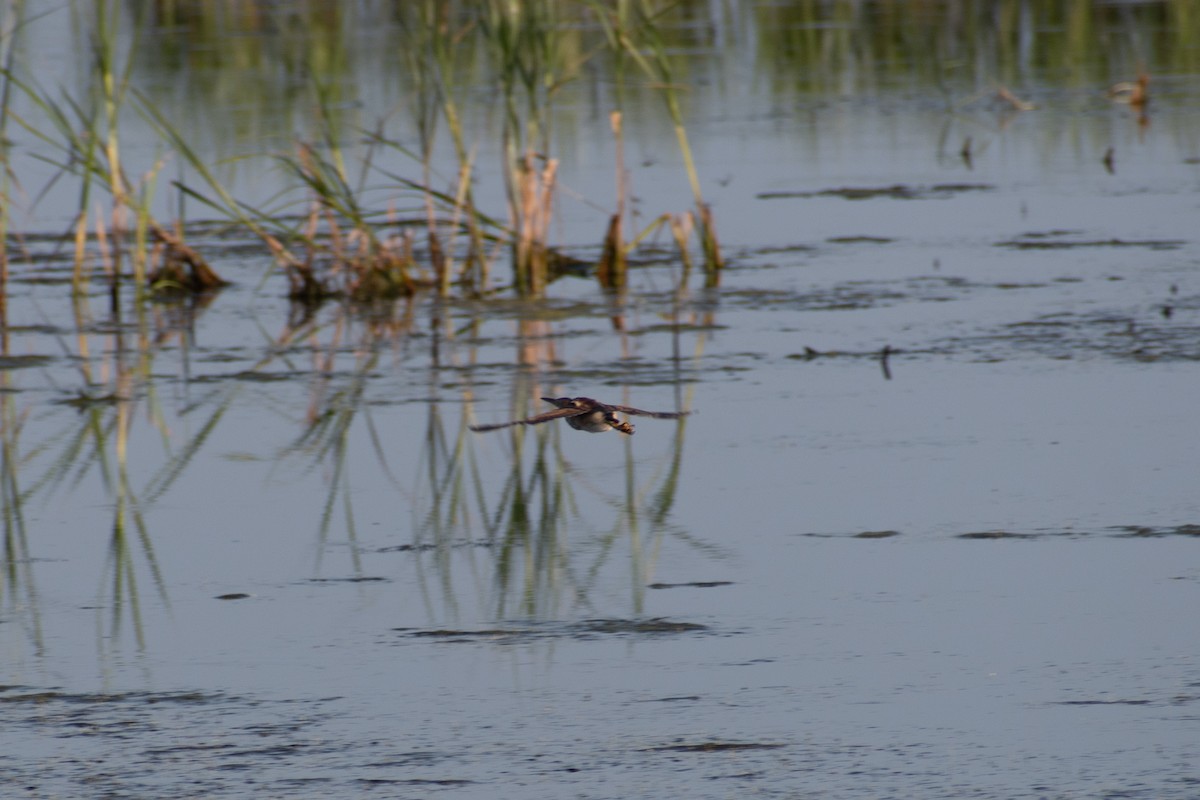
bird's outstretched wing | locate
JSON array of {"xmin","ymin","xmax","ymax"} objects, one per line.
[
  {"xmin": 469, "ymin": 407, "xmax": 584, "ymax": 432},
  {"xmin": 605, "ymin": 405, "xmax": 696, "ymax": 419}
]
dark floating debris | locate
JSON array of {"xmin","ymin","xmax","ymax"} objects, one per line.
[
  {"xmin": 0, "ymin": 355, "xmax": 55, "ymax": 371},
  {"xmin": 954, "ymin": 525, "xmax": 1200, "ymax": 540},
  {"xmin": 958, "ymin": 531, "xmax": 1038, "ymax": 540},
  {"xmin": 964, "ymin": 306, "xmax": 1200, "ymax": 364},
  {"xmin": 648, "ymin": 581, "xmax": 733, "ymax": 589},
  {"xmin": 378, "ymin": 540, "xmax": 493, "ymax": 553},
  {"xmin": 56, "ymin": 391, "xmax": 122, "ymax": 408},
  {"xmin": 787, "ymin": 347, "xmax": 826, "ymax": 361},
  {"xmin": 356, "ymin": 778, "xmax": 475, "ymax": 788},
  {"xmin": 579, "ymin": 618, "xmax": 708, "ymax": 634},
  {"xmin": 787, "ymin": 346, "xmax": 903, "ymax": 364},
  {"xmin": 395, "ymin": 617, "xmax": 710, "ymax": 643},
  {"xmin": 402, "ymin": 629, "xmax": 513, "ymax": 640},
  {"xmin": 0, "ymin": 689, "xmax": 223, "ymax": 705},
  {"xmin": 800, "ymin": 530, "xmax": 901, "ymax": 539},
  {"xmin": 996, "ymin": 236, "xmax": 1184, "ymax": 251},
  {"xmin": 308, "ymin": 576, "xmax": 389, "ymax": 583},
  {"xmin": 215, "ymin": 593, "xmax": 251, "ymax": 601},
  {"xmin": 855, "ymin": 530, "xmax": 901, "ymax": 539},
  {"xmin": 758, "ymin": 183, "xmax": 992, "ymax": 201},
  {"xmin": 641, "ymin": 695, "xmax": 702, "ymax": 703},
  {"xmin": 1110, "ymin": 524, "xmax": 1200, "ymax": 538},
  {"xmin": 1053, "ymin": 699, "xmax": 1152, "ymax": 706},
  {"xmin": 643, "ymin": 742, "xmax": 787, "ymax": 753},
  {"xmin": 826, "ymin": 235, "xmax": 894, "ymax": 244}
]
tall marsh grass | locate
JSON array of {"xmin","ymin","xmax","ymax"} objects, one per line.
[
  {"xmin": 6, "ymin": 1, "xmax": 1188, "ymax": 305},
  {"xmin": 591, "ymin": 0, "xmax": 723, "ymax": 282},
  {"xmin": 3, "ymin": 1, "xmax": 729, "ymax": 305},
  {"xmin": 3, "ymin": 1, "xmax": 225, "ymax": 303}
]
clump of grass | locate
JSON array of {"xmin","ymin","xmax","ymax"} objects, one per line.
[
  {"xmin": 145, "ymin": 93, "xmax": 409, "ymax": 303},
  {"xmin": 480, "ymin": 0, "xmax": 579, "ymax": 296},
  {"xmin": 7, "ymin": 2, "xmax": 727, "ymax": 306},
  {"xmin": 146, "ymin": 220, "xmax": 227, "ymax": 293},
  {"xmin": 279, "ymin": 140, "xmax": 418, "ymax": 302},
  {"xmin": 4, "ymin": 2, "xmax": 225, "ymax": 303},
  {"xmin": 591, "ymin": 1, "xmax": 724, "ymax": 284},
  {"xmin": 396, "ymin": 2, "xmax": 493, "ymax": 296}
]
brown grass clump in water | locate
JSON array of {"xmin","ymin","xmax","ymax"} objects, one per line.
[{"xmin": 147, "ymin": 224, "xmax": 226, "ymax": 293}]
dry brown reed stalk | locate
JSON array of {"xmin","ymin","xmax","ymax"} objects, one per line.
[
  {"xmin": 445, "ymin": 156, "xmax": 480, "ymax": 296},
  {"xmin": 68, "ymin": 211, "xmax": 88, "ymax": 290},
  {"xmin": 597, "ymin": 110, "xmax": 628, "ymax": 291},
  {"xmin": 324, "ymin": 206, "xmax": 345, "ymax": 271},
  {"xmin": 512, "ymin": 151, "xmax": 558, "ymax": 296},
  {"xmin": 425, "ymin": 211, "xmax": 447, "ymax": 293},
  {"xmin": 668, "ymin": 211, "xmax": 695, "ymax": 281},
  {"xmin": 278, "ymin": 207, "xmax": 328, "ymax": 302},
  {"xmin": 996, "ymin": 85, "xmax": 1035, "ymax": 112},
  {"xmin": 93, "ymin": 210, "xmax": 118, "ymax": 311}
]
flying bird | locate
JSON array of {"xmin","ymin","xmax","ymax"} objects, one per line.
[{"xmin": 470, "ymin": 396, "xmax": 693, "ymax": 435}]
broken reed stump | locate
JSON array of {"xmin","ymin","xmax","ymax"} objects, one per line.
[
  {"xmin": 148, "ymin": 222, "xmax": 228, "ymax": 292},
  {"xmin": 698, "ymin": 203, "xmax": 723, "ymax": 287},
  {"xmin": 596, "ymin": 212, "xmax": 627, "ymax": 291}
]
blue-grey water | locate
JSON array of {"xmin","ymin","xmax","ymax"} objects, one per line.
[{"xmin": 2, "ymin": 3, "xmax": 1199, "ymax": 798}]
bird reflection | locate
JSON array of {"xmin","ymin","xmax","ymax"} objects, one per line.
[{"xmin": 470, "ymin": 396, "xmax": 693, "ymax": 436}]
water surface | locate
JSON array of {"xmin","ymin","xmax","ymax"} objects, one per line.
[{"xmin": 2, "ymin": 3, "xmax": 1199, "ymax": 797}]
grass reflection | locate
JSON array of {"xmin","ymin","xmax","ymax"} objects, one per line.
[
  {"xmin": 275, "ymin": 288, "xmax": 703, "ymax": 622},
  {"xmin": 470, "ymin": 392, "xmax": 696, "ymax": 620},
  {"xmin": 418, "ymin": 316, "xmax": 699, "ymax": 621},
  {"xmin": 0, "ymin": 281, "xmax": 242, "ymax": 652},
  {"xmin": 0, "ymin": 331, "xmax": 43, "ymax": 655}
]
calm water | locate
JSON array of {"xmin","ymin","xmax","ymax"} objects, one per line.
[{"xmin": 2, "ymin": 3, "xmax": 1199, "ymax": 798}]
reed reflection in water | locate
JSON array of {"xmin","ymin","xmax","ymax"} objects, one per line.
[
  {"xmin": 0, "ymin": 286, "xmax": 703, "ymax": 654},
  {"xmin": 0, "ymin": 289, "xmax": 229, "ymax": 655},
  {"xmin": 278, "ymin": 292, "xmax": 707, "ymax": 623}
]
